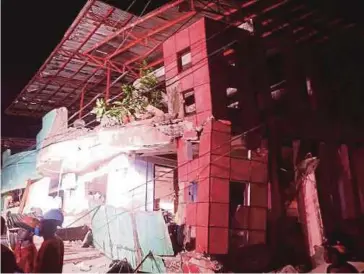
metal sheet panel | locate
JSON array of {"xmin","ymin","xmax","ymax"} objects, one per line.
[
  {"xmin": 91, "ymin": 205, "xmax": 173, "ymax": 272},
  {"xmin": 1, "ymin": 150, "xmax": 41, "ymax": 194}
]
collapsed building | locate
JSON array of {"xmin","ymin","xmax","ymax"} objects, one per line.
[{"xmin": 2, "ymin": 0, "xmax": 364, "ymax": 272}]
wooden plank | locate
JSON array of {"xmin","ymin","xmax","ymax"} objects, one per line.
[{"xmin": 18, "ymin": 180, "xmax": 32, "ymax": 214}]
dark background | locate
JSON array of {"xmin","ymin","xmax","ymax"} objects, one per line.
[{"xmin": 1, "ymin": 0, "xmax": 169, "ymax": 138}]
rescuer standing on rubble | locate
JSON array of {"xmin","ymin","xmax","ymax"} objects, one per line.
[
  {"xmin": 13, "ymin": 216, "xmax": 39, "ymax": 273},
  {"xmin": 35, "ymin": 209, "xmax": 65, "ymax": 273}
]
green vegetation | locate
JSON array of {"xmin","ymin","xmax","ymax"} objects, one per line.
[{"xmin": 92, "ymin": 61, "xmax": 164, "ymax": 124}]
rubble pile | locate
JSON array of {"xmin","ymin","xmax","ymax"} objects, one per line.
[
  {"xmin": 154, "ymin": 119, "xmax": 186, "ymax": 138},
  {"xmin": 164, "ymin": 251, "xmax": 224, "ymax": 273},
  {"xmin": 180, "ymin": 251, "xmax": 223, "ymax": 273},
  {"xmin": 164, "ymin": 254, "xmax": 183, "ymax": 273}
]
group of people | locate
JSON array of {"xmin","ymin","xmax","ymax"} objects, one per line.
[{"xmin": 1, "ymin": 209, "xmax": 65, "ymax": 273}]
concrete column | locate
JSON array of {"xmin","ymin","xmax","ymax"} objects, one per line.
[{"xmin": 293, "ymin": 140, "xmax": 324, "ymax": 262}]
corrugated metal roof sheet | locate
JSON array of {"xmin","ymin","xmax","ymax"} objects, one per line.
[
  {"xmin": 1, "ymin": 150, "xmax": 41, "ymax": 194},
  {"xmin": 91, "ymin": 205, "xmax": 173, "ymax": 272}
]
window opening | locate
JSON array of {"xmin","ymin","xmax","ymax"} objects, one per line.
[
  {"xmin": 177, "ymin": 48, "xmax": 192, "ymax": 72},
  {"xmin": 230, "ymin": 145, "xmax": 250, "ymax": 159},
  {"xmin": 226, "ymin": 87, "xmax": 240, "ymax": 109},
  {"xmin": 266, "ymin": 52, "xmax": 285, "ymax": 99},
  {"xmin": 183, "ymin": 89, "xmax": 196, "ymax": 115},
  {"xmin": 188, "ymin": 181, "xmax": 198, "ymax": 202},
  {"xmin": 154, "ymin": 165, "xmax": 175, "ymax": 212},
  {"xmin": 192, "ymin": 143, "xmax": 200, "ymax": 159},
  {"xmin": 186, "ymin": 141, "xmax": 200, "ymax": 160},
  {"xmin": 229, "ymin": 181, "xmax": 250, "ymax": 226},
  {"xmin": 152, "ymin": 63, "xmax": 166, "ymax": 82},
  {"xmin": 4, "ymin": 189, "xmax": 24, "ymax": 209},
  {"xmin": 266, "ymin": 52, "xmax": 284, "ymax": 85}
]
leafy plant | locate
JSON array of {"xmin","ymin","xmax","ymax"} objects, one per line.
[
  {"xmin": 138, "ymin": 60, "xmax": 164, "ymax": 110},
  {"xmin": 92, "ymin": 61, "xmax": 165, "ymax": 124},
  {"xmin": 92, "ymin": 98, "xmax": 107, "ymax": 122}
]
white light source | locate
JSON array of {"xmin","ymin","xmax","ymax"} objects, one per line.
[
  {"xmin": 108, "ymin": 154, "xmax": 129, "ymax": 171},
  {"xmin": 160, "ymin": 201, "xmax": 174, "ymax": 212},
  {"xmin": 106, "ymin": 157, "xmax": 148, "ymax": 210},
  {"xmin": 61, "ymin": 173, "xmax": 77, "ymax": 190},
  {"xmin": 23, "ymin": 177, "xmax": 52, "ymax": 214}
]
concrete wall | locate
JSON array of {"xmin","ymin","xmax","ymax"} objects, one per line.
[{"xmin": 163, "ymin": 18, "xmax": 269, "ymax": 254}]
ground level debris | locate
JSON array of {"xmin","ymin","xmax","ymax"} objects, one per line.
[{"xmin": 180, "ymin": 251, "xmax": 223, "ymax": 273}]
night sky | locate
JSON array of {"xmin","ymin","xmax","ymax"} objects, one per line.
[
  {"xmin": 2, "ymin": 0, "xmax": 86, "ymax": 138},
  {"xmin": 1, "ymin": 0, "xmax": 168, "ymax": 139}
]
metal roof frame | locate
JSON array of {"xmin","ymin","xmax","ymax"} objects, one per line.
[{"xmin": 6, "ymin": 0, "xmax": 359, "ymax": 120}]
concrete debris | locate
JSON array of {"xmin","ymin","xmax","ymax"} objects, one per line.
[
  {"xmin": 63, "ymin": 241, "xmax": 111, "ymax": 273},
  {"xmin": 76, "ymin": 262, "xmax": 92, "ymax": 272},
  {"xmin": 155, "ymin": 116, "xmax": 213, "ymax": 140},
  {"xmin": 100, "ymin": 116, "xmax": 122, "ymax": 127},
  {"xmin": 145, "ymin": 104, "xmax": 164, "ymax": 117},
  {"xmin": 183, "ymin": 129, "xmax": 199, "ymax": 140},
  {"xmin": 156, "ymin": 122, "xmax": 186, "ymax": 137},
  {"xmin": 154, "ymin": 117, "xmax": 184, "ymax": 125},
  {"xmin": 153, "ymin": 118, "xmax": 193, "ymax": 138},
  {"xmin": 164, "ymin": 254, "xmax": 183, "ymax": 273},
  {"xmin": 164, "ymin": 251, "xmax": 224, "ymax": 273},
  {"xmin": 152, "ymin": 113, "xmax": 178, "ymax": 123},
  {"xmin": 297, "ymin": 155, "xmax": 320, "ymax": 177},
  {"xmin": 181, "ymin": 251, "xmax": 223, "ymax": 273}
]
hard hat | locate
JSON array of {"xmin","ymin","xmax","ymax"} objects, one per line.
[{"xmin": 43, "ymin": 209, "xmax": 64, "ymax": 226}]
